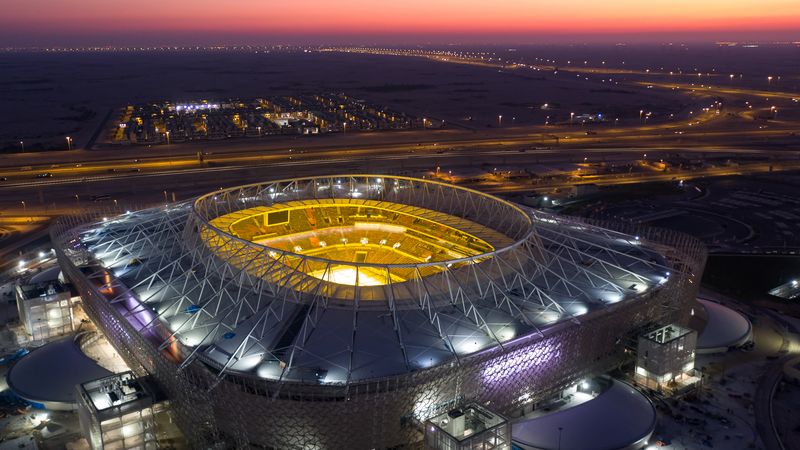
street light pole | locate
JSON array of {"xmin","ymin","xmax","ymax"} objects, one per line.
[
  {"xmin": 75, "ymin": 195, "xmax": 79, "ymax": 205},
  {"xmin": 66, "ymin": 137, "xmax": 71, "ymax": 151},
  {"xmin": 166, "ymin": 131, "xmax": 171, "ymax": 165},
  {"xmin": 558, "ymin": 427, "xmax": 563, "ymax": 450},
  {"xmin": 498, "ymin": 115, "xmax": 502, "ymax": 128},
  {"xmin": 20, "ymin": 141, "xmax": 24, "ymax": 153}
]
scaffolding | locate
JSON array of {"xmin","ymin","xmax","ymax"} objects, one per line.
[{"xmin": 51, "ymin": 176, "xmax": 707, "ymax": 450}]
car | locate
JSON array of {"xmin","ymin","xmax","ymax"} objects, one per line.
[
  {"xmin": 50, "ymin": 164, "xmax": 60, "ymax": 168},
  {"xmin": 133, "ymin": 159, "xmax": 139, "ymax": 162},
  {"xmin": 75, "ymin": 164, "xmax": 82, "ymax": 167},
  {"xmin": 37, "ymin": 172, "xmax": 52, "ymax": 178},
  {"xmin": 107, "ymin": 168, "xmax": 116, "ymax": 172},
  {"xmin": 0, "ymin": 177, "xmax": 7, "ymax": 181},
  {"xmin": 131, "ymin": 168, "xmax": 140, "ymax": 172}
]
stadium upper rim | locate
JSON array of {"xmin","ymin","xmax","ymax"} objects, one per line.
[{"xmin": 189, "ymin": 175, "xmax": 536, "ymax": 270}]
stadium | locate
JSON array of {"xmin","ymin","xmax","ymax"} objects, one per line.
[{"xmin": 51, "ymin": 175, "xmax": 706, "ymax": 449}]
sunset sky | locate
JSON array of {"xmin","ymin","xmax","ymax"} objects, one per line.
[{"xmin": 2, "ymin": 0, "xmax": 799, "ymax": 46}]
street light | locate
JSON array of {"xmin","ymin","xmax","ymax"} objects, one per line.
[
  {"xmin": 558, "ymin": 427, "xmax": 563, "ymax": 450},
  {"xmin": 570, "ymin": 112, "xmax": 574, "ymax": 124},
  {"xmin": 164, "ymin": 191, "xmax": 168, "ymax": 203},
  {"xmin": 21, "ymin": 201, "xmax": 26, "ymax": 213},
  {"xmin": 75, "ymin": 195, "xmax": 79, "ymax": 205},
  {"xmin": 498, "ymin": 115, "xmax": 502, "ymax": 128},
  {"xmin": 66, "ymin": 137, "xmax": 72, "ymax": 151},
  {"xmin": 166, "ymin": 131, "xmax": 171, "ymax": 165},
  {"xmin": 20, "ymin": 141, "xmax": 24, "ymax": 153}
]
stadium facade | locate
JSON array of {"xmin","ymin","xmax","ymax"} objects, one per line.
[{"xmin": 52, "ymin": 176, "xmax": 706, "ymax": 449}]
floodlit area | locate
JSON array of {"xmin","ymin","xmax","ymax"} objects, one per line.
[
  {"xmin": 71, "ymin": 176, "xmax": 680, "ymax": 383},
  {"xmin": 52, "ymin": 175, "xmax": 705, "ymax": 449},
  {"xmin": 306, "ymin": 265, "xmax": 394, "ymax": 286}
]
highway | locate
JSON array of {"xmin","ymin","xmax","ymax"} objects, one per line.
[{"xmin": 0, "ymin": 72, "xmax": 798, "ymax": 233}]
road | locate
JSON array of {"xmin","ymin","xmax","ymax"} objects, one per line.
[{"xmin": 1, "ymin": 95, "xmax": 799, "ymax": 182}]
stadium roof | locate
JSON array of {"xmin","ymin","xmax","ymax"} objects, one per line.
[{"xmin": 74, "ymin": 176, "xmax": 674, "ymax": 386}]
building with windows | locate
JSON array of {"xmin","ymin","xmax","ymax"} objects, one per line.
[
  {"xmin": 15, "ymin": 268, "xmax": 75, "ymax": 341},
  {"xmin": 635, "ymin": 324, "xmax": 698, "ymax": 392}
]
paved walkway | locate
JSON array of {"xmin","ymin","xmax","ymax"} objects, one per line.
[
  {"xmin": 698, "ymin": 285, "xmax": 800, "ymax": 450},
  {"xmin": 755, "ymin": 355, "xmax": 793, "ymax": 450}
]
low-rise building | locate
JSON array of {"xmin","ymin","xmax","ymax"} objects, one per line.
[
  {"xmin": 15, "ymin": 269, "xmax": 76, "ymax": 341},
  {"xmin": 635, "ymin": 324, "xmax": 698, "ymax": 394},
  {"xmin": 571, "ymin": 183, "xmax": 598, "ymax": 197}
]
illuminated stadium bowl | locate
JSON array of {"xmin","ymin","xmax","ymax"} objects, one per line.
[{"xmin": 52, "ymin": 175, "xmax": 706, "ymax": 449}]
